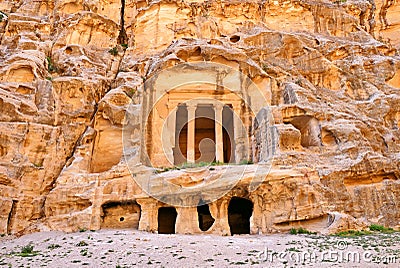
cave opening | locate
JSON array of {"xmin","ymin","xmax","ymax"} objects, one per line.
[
  {"xmin": 289, "ymin": 115, "xmax": 321, "ymax": 147},
  {"xmin": 101, "ymin": 201, "xmax": 141, "ymax": 229},
  {"xmin": 230, "ymin": 35, "xmax": 240, "ymax": 43},
  {"xmin": 197, "ymin": 204, "xmax": 215, "ymax": 231},
  {"xmin": 158, "ymin": 207, "xmax": 177, "ymax": 234},
  {"xmin": 228, "ymin": 197, "xmax": 253, "ymax": 235}
]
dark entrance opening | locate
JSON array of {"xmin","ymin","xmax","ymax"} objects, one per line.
[
  {"xmin": 197, "ymin": 204, "xmax": 215, "ymax": 231},
  {"xmin": 158, "ymin": 207, "xmax": 177, "ymax": 234},
  {"xmin": 195, "ymin": 105, "xmax": 215, "ymax": 163},
  {"xmin": 222, "ymin": 105, "xmax": 234, "ymax": 163},
  {"xmin": 228, "ymin": 197, "xmax": 253, "ymax": 235},
  {"xmin": 174, "ymin": 105, "xmax": 188, "ymax": 165}
]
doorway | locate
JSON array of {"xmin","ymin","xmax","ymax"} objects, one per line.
[
  {"xmin": 197, "ymin": 204, "xmax": 215, "ymax": 231},
  {"xmin": 222, "ymin": 105, "xmax": 234, "ymax": 163},
  {"xmin": 228, "ymin": 197, "xmax": 253, "ymax": 235},
  {"xmin": 158, "ymin": 207, "xmax": 177, "ymax": 234}
]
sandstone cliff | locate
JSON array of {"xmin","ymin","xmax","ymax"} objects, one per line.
[{"xmin": 0, "ymin": 0, "xmax": 399, "ymax": 235}]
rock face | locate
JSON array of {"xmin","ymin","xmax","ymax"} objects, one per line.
[{"xmin": 0, "ymin": 0, "xmax": 399, "ymax": 236}]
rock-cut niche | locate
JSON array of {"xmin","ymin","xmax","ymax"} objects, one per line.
[
  {"xmin": 173, "ymin": 104, "xmax": 235, "ymax": 165},
  {"xmin": 158, "ymin": 207, "xmax": 178, "ymax": 234},
  {"xmin": 228, "ymin": 197, "xmax": 253, "ymax": 235},
  {"xmin": 197, "ymin": 204, "xmax": 215, "ymax": 231},
  {"xmin": 146, "ymin": 86, "xmax": 242, "ymax": 168},
  {"xmin": 101, "ymin": 201, "xmax": 141, "ymax": 229}
]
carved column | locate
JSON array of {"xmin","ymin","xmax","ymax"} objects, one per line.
[
  {"xmin": 232, "ymin": 104, "xmax": 243, "ymax": 163},
  {"xmin": 214, "ymin": 103, "xmax": 224, "ymax": 163},
  {"xmin": 136, "ymin": 198, "xmax": 159, "ymax": 232},
  {"xmin": 175, "ymin": 207, "xmax": 202, "ymax": 234},
  {"xmin": 209, "ymin": 197, "xmax": 230, "ymax": 235},
  {"xmin": 186, "ymin": 103, "xmax": 197, "ymax": 163},
  {"xmin": 164, "ymin": 103, "xmax": 177, "ymax": 165}
]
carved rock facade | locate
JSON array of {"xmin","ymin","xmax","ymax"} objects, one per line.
[{"xmin": 0, "ymin": 0, "xmax": 399, "ymax": 235}]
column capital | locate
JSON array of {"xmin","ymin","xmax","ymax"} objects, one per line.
[
  {"xmin": 213, "ymin": 102, "xmax": 224, "ymax": 111},
  {"xmin": 186, "ymin": 103, "xmax": 197, "ymax": 112}
]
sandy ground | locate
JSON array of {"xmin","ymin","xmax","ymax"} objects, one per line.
[{"xmin": 0, "ymin": 230, "xmax": 399, "ymax": 267}]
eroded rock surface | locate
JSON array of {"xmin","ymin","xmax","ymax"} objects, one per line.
[{"xmin": 0, "ymin": 0, "xmax": 399, "ymax": 235}]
